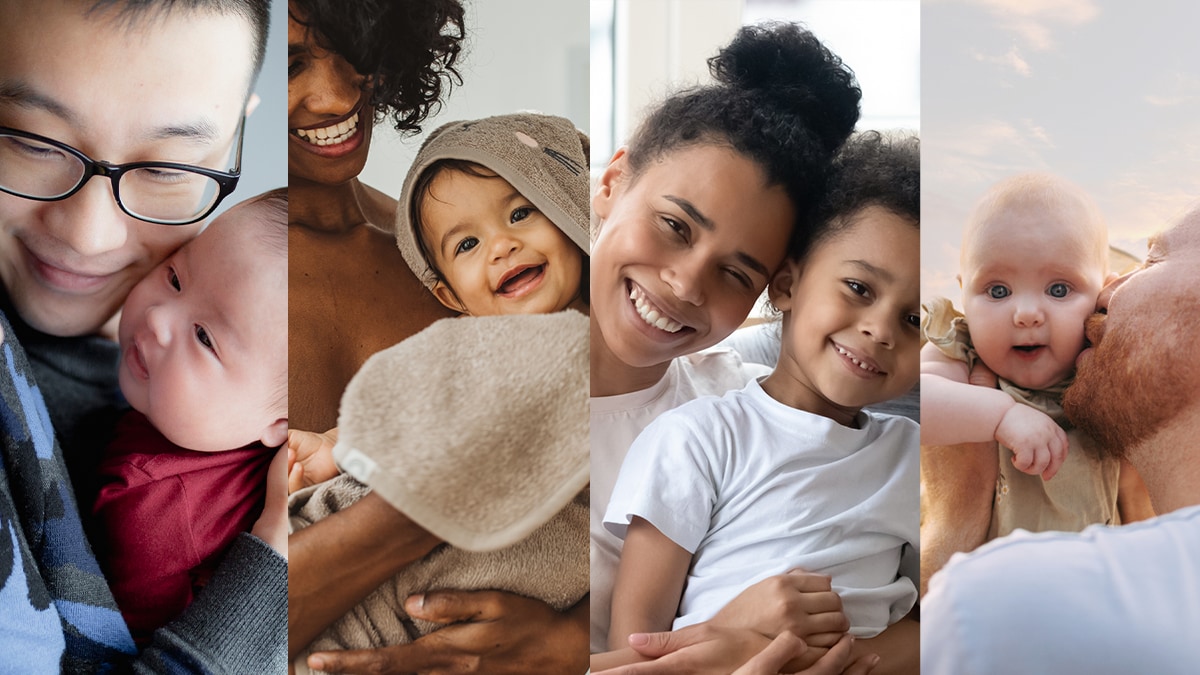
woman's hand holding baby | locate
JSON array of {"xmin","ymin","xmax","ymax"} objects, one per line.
[
  {"xmin": 995, "ymin": 403, "xmax": 1068, "ymax": 480},
  {"xmin": 308, "ymin": 590, "xmax": 588, "ymax": 674},
  {"xmin": 287, "ymin": 428, "xmax": 341, "ymax": 493},
  {"xmin": 733, "ymin": 633, "xmax": 878, "ymax": 675}
]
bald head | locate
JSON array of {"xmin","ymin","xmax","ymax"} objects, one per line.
[{"xmin": 961, "ymin": 173, "xmax": 1109, "ymax": 278}]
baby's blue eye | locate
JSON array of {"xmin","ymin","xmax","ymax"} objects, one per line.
[
  {"xmin": 987, "ymin": 285, "xmax": 1010, "ymax": 299},
  {"xmin": 455, "ymin": 237, "xmax": 479, "ymax": 255},
  {"xmin": 1047, "ymin": 283, "xmax": 1069, "ymax": 298}
]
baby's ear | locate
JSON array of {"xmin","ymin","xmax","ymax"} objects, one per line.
[
  {"xmin": 261, "ymin": 418, "xmax": 287, "ymax": 449},
  {"xmin": 767, "ymin": 259, "xmax": 800, "ymax": 312},
  {"xmin": 432, "ymin": 282, "xmax": 468, "ymax": 315}
]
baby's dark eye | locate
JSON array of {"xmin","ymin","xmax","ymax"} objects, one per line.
[
  {"xmin": 1047, "ymin": 283, "xmax": 1069, "ymax": 298},
  {"xmin": 195, "ymin": 325, "xmax": 214, "ymax": 351},
  {"xmin": 455, "ymin": 237, "xmax": 479, "ymax": 255},
  {"xmin": 511, "ymin": 206, "xmax": 533, "ymax": 223},
  {"xmin": 987, "ymin": 285, "xmax": 1010, "ymax": 299},
  {"xmin": 168, "ymin": 267, "xmax": 181, "ymax": 291}
]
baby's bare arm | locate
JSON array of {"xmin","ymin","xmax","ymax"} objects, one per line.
[{"xmin": 920, "ymin": 343, "xmax": 1016, "ymax": 446}]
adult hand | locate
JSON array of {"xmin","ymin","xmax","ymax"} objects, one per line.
[
  {"xmin": 711, "ymin": 571, "xmax": 849, "ymax": 647},
  {"xmin": 287, "ymin": 428, "xmax": 340, "ymax": 493},
  {"xmin": 597, "ymin": 622, "xmax": 774, "ymax": 675},
  {"xmin": 307, "ymin": 590, "xmax": 588, "ymax": 674},
  {"xmin": 733, "ymin": 633, "xmax": 878, "ymax": 675},
  {"xmin": 251, "ymin": 445, "xmax": 288, "ymax": 558}
]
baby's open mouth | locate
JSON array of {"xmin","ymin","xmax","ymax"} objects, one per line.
[
  {"xmin": 497, "ymin": 264, "xmax": 545, "ymax": 296},
  {"xmin": 1013, "ymin": 345, "xmax": 1044, "ymax": 352}
]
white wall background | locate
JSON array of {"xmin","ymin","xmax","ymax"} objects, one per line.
[{"xmin": 359, "ymin": 0, "xmax": 590, "ymax": 197}]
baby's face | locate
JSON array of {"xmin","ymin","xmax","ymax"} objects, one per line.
[
  {"xmin": 117, "ymin": 204, "xmax": 287, "ymax": 451},
  {"xmin": 960, "ymin": 205, "xmax": 1106, "ymax": 390},
  {"xmin": 420, "ymin": 169, "xmax": 584, "ymax": 316}
]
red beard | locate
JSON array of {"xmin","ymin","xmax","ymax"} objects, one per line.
[{"xmin": 1064, "ymin": 302, "xmax": 1200, "ymax": 461}]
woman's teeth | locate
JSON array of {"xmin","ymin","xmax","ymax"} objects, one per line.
[
  {"xmin": 630, "ymin": 285, "xmax": 683, "ymax": 333},
  {"xmin": 294, "ymin": 113, "xmax": 359, "ymax": 146},
  {"xmin": 835, "ymin": 344, "xmax": 881, "ymax": 373}
]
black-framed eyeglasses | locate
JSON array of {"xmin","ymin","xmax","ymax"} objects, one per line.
[{"xmin": 0, "ymin": 114, "xmax": 244, "ymax": 226}]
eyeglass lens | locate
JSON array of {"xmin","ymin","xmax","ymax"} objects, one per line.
[{"xmin": 0, "ymin": 132, "xmax": 222, "ymax": 223}]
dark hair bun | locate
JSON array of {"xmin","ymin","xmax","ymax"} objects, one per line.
[{"xmin": 709, "ymin": 22, "xmax": 860, "ymax": 154}]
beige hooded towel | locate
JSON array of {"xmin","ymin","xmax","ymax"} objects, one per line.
[{"xmin": 290, "ymin": 310, "xmax": 589, "ymax": 673}]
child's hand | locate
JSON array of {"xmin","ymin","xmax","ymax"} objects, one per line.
[
  {"xmin": 995, "ymin": 404, "xmax": 1068, "ymax": 480},
  {"xmin": 287, "ymin": 428, "xmax": 341, "ymax": 494},
  {"xmin": 711, "ymin": 570, "xmax": 849, "ymax": 648}
]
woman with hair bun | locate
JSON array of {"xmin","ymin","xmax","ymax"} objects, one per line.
[{"xmin": 590, "ymin": 22, "xmax": 915, "ymax": 674}]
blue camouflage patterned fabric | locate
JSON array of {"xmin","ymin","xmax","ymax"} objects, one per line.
[{"xmin": 0, "ymin": 308, "xmax": 138, "ymax": 672}]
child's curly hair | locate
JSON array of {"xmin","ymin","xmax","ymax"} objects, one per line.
[
  {"xmin": 290, "ymin": 0, "xmax": 465, "ymax": 135},
  {"xmin": 795, "ymin": 130, "xmax": 921, "ymax": 260}
]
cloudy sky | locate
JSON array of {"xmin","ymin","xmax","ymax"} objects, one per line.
[{"xmin": 922, "ymin": 0, "xmax": 1200, "ymax": 302}]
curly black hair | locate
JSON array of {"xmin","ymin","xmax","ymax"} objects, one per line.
[
  {"xmin": 291, "ymin": 0, "xmax": 465, "ymax": 135},
  {"xmin": 625, "ymin": 21, "xmax": 861, "ymax": 245},
  {"xmin": 796, "ymin": 130, "xmax": 920, "ymax": 260}
]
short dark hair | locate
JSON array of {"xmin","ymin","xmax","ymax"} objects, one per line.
[
  {"xmin": 88, "ymin": 0, "xmax": 272, "ymax": 94},
  {"xmin": 795, "ymin": 130, "xmax": 920, "ymax": 260},
  {"xmin": 625, "ymin": 21, "xmax": 861, "ymax": 245},
  {"xmin": 290, "ymin": 0, "xmax": 465, "ymax": 135}
]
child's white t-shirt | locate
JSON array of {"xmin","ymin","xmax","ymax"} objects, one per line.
[
  {"xmin": 590, "ymin": 349, "xmax": 768, "ymax": 652},
  {"xmin": 604, "ymin": 378, "xmax": 919, "ymax": 638}
]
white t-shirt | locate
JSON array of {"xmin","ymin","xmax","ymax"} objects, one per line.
[
  {"xmin": 590, "ymin": 350, "xmax": 768, "ymax": 652},
  {"xmin": 923, "ymin": 504, "xmax": 1200, "ymax": 674},
  {"xmin": 605, "ymin": 379, "xmax": 919, "ymax": 638}
]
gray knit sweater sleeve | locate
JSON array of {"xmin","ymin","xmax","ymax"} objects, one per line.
[{"xmin": 137, "ymin": 535, "xmax": 287, "ymax": 674}]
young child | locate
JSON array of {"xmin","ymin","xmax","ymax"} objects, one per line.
[
  {"xmin": 603, "ymin": 132, "xmax": 920, "ymax": 657},
  {"xmin": 287, "ymin": 113, "xmax": 591, "ymax": 674},
  {"xmin": 919, "ymin": 173, "xmax": 1122, "ymax": 594},
  {"xmin": 92, "ymin": 189, "xmax": 287, "ymax": 646}
]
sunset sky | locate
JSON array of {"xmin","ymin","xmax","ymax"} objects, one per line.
[{"xmin": 922, "ymin": 0, "xmax": 1200, "ymax": 303}]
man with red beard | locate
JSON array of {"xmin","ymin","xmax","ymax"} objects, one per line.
[{"xmin": 921, "ymin": 204, "xmax": 1200, "ymax": 674}]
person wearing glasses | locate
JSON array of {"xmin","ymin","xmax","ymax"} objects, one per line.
[{"xmin": 0, "ymin": 0, "xmax": 285, "ymax": 672}]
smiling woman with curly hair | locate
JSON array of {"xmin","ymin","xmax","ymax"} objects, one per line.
[
  {"xmin": 286, "ymin": 2, "xmax": 590, "ymax": 674},
  {"xmin": 288, "ymin": 0, "xmax": 464, "ymax": 134}
]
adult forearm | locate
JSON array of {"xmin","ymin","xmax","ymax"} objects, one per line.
[{"xmin": 288, "ymin": 492, "xmax": 441, "ymax": 658}]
